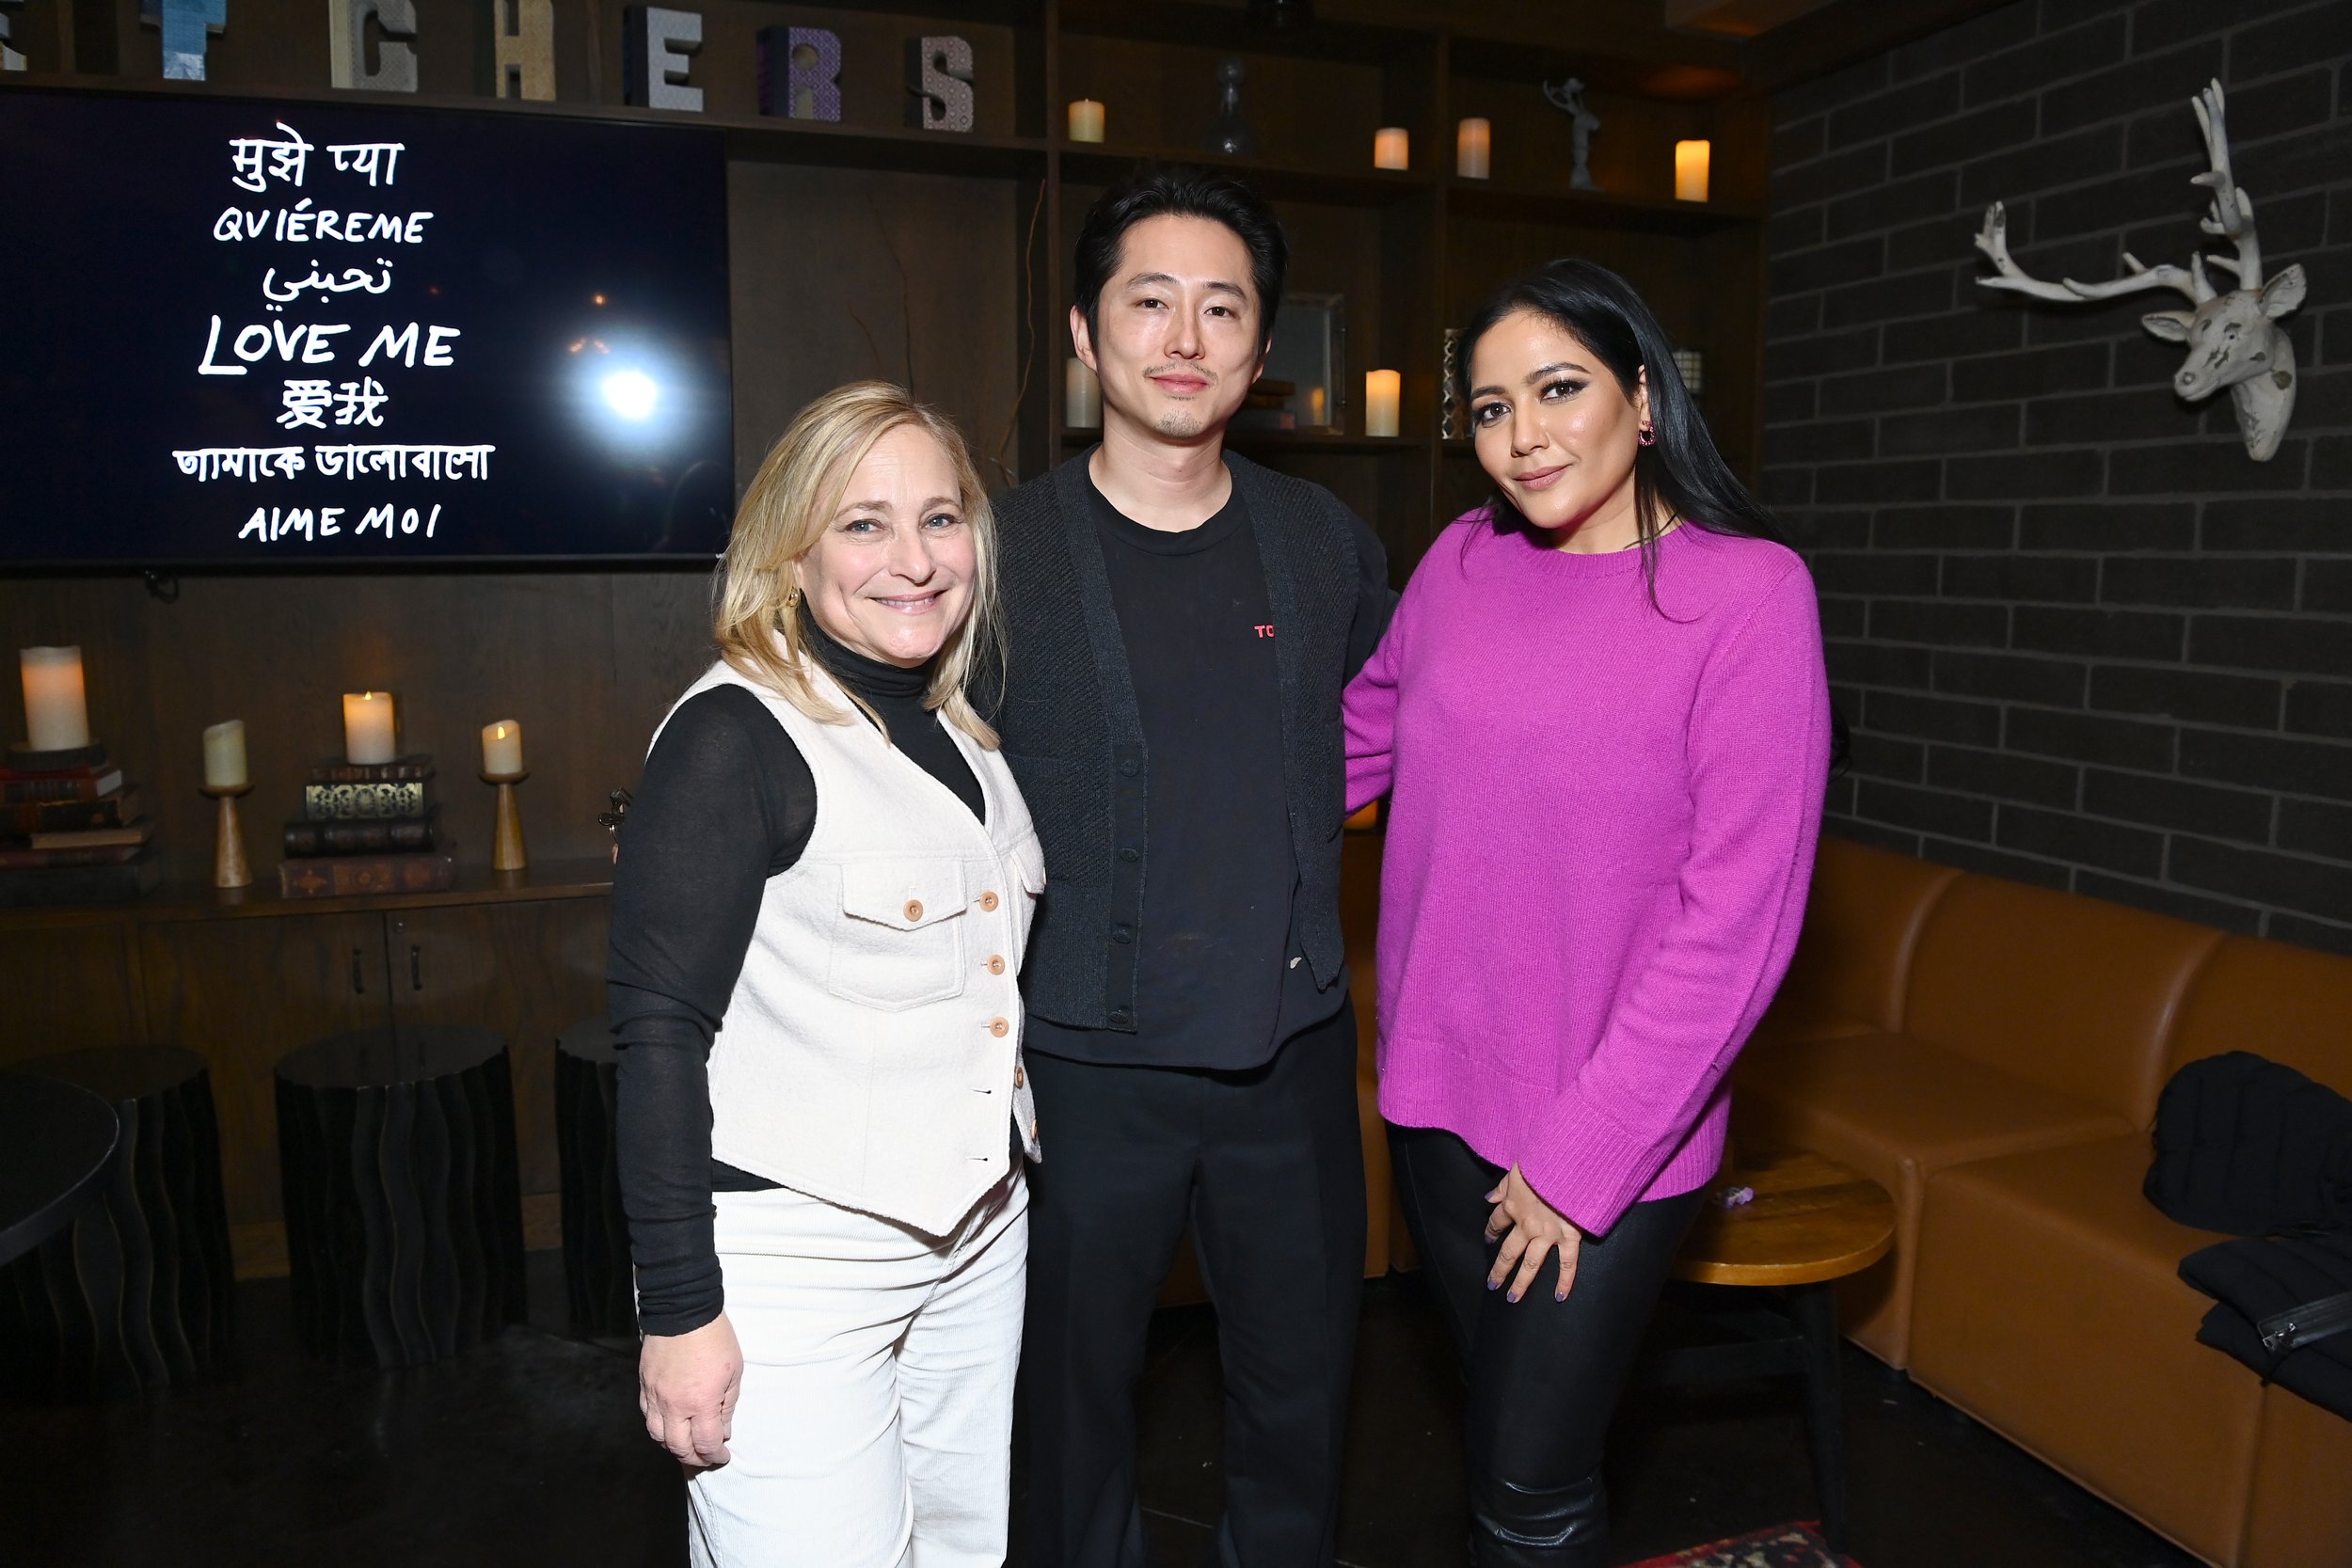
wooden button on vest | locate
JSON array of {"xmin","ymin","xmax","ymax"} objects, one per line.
[
  {"xmin": 989, "ymin": 1017, "xmax": 1009, "ymax": 1037},
  {"xmin": 979, "ymin": 891, "xmax": 1000, "ymax": 911},
  {"xmin": 987, "ymin": 955, "xmax": 1007, "ymax": 975},
  {"xmin": 904, "ymin": 899, "xmax": 924, "ymax": 923},
  {"xmin": 1014, "ymin": 1063, "xmax": 1025, "ymax": 1088}
]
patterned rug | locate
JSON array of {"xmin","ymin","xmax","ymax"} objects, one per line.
[{"xmin": 1623, "ymin": 1521, "xmax": 1854, "ymax": 1567}]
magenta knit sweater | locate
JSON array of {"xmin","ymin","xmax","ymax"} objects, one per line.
[{"xmin": 1343, "ymin": 513, "xmax": 1830, "ymax": 1235}]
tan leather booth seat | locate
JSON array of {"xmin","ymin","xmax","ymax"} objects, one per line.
[
  {"xmin": 1911, "ymin": 1135, "xmax": 2259, "ymax": 1565},
  {"xmin": 1750, "ymin": 837, "xmax": 1959, "ymax": 1049},
  {"xmin": 2162, "ymin": 941, "xmax": 2352, "ymax": 1568},
  {"xmin": 1739, "ymin": 858, "xmax": 2218, "ymax": 1365},
  {"xmin": 1747, "ymin": 839, "xmax": 2352, "ymax": 1568}
]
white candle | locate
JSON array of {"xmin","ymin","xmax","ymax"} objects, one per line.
[
  {"xmin": 481, "ymin": 719, "xmax": 524, "ymax": 776},
  {"xmin": 1065, "ymin": 356, "xmax": 1102, "ymax": 429},
  {"xmin": 1067, "ymin": 99, "xmax": 1104, "ymax": 143},
  {"xmin": 1455, "ymin": 118, "xmax": 1491, "ymax": 180},
  {"xmin": 19, "ymin": 646, "xmax": 90, "ymax": 752},
  {"xmin": 1365, "ymin": 370, "xmax": 1401, "ymax": 437},
  {"xmin": 342, "ymin": 691, "xmax": 397, "ymax": 766},
  {"xmin": 1373, "ymin": 127, "xmax": 1409, "ymax": 170},
  {"xmin": 201, "ymin": 720, "xmax": 248, "ymax": 789},
  {"xmin": 1676, "ymin": 139, "xmax": 1711, "ymax": 202}
]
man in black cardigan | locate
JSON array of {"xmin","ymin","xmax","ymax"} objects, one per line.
[{"xmin": 985, "ymin": 166, "xmax": 1391, "ymax": 1568}]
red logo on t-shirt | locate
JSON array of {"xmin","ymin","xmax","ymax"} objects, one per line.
[{"xmin": 1254, "ymin": 624, "xmax": 1276, "ymax": 639}]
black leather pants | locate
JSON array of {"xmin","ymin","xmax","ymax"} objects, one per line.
[{"xmin": 1390, "ymin": 1123, "xmax": 1702, "ymax": 1567}]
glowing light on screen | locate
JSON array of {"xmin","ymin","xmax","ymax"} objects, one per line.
[{"xmin": 601, "ymin": 369, "xmax": 660, "ymax": 422}]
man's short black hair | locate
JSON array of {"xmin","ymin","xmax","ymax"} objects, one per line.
[{"xmin": 1073, "ymin": 164, "xmax": 1289, "ymax": 355}]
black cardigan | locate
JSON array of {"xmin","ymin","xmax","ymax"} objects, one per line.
[{"xmin": 978, "ymin": 450, "xmax": 1392, "ymax": 1040}]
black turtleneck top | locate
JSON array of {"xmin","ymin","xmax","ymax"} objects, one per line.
[{"xmin": 607, "ymin": 616, "xmax": 984, "ymax": 1336}]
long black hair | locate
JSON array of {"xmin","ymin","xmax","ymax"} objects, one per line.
[
  {"xmin": 1459, "ymin": 259, "xmax": 1849, "ymax": 771},
  {"xmin": 1457, "ymin": 258, "xmax": 1780, "ymax": 605}
]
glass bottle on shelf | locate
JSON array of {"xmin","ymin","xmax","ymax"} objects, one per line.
[{"xmin": 1203, "ymin": 59, "xmax": 1259, "ymax": 158}]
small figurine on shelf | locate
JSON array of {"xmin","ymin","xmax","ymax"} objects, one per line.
[
  {"xmin": 1203, "ymin": 59, "xmax": 1258, "ymax": 158},
  {"xmin": 1543, "ymin": 77, "xmax": 1601, "ymax": 191}
]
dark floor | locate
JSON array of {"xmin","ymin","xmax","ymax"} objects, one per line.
[{"xmin": 1, "ymin": 1252, "xmax": 2201, "ymax": 1568}]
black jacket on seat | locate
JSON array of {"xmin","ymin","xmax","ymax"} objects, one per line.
[{"xmin": 2149, "ymin": 1050, "xmax": 2352, "ymax": 1420}]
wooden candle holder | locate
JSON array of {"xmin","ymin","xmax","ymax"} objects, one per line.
[
  {"xmin": 201, "ymin": 783, "xmax": 253, "ymax": 890},
  {"xmin": 482, "ymin": 770, "xmax": 528, "ymax": 873}
]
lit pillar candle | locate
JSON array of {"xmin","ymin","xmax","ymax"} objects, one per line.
[
  {"xmin": 202, "ymin": 720, "xmax": 248, "ymax": 789},
  {"xmin": 19, "ymin": 646, "xmax": 90, "ymax": 752},
  {"xmin": 1065, "ymin": 356, "xmax": 1102, "ymax": 429},
  {"xmin": 1067, "ymin": 99, "xmax": 1104, "ymax": 143},
  {"xmin": 342, "ymin": 691, "xmax": 397, "ymax": 766},
  {"xmin": 1306, "ymin": 386, "xmax": 1327, "ymax": 427},
  {"xmin": 1373, "ymin": 126, "xmax": 1409, "ymax": 170},
  {"xmin": 1455, "ymin": 118, "xmax": 1490, "ymax": 180},
  {"xmin": 1364, "ymin": 370, "xmax": 1401, "ymax": 437},
  {"xmin": 481, "ymin": 719, "xmax": 525, "ymax": 775},
  {"xmin": 1675, "ymin": 139, "xmax": 1711, "ymax": 202}
]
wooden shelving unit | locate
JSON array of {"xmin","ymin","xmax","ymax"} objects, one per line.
[
  {"xmin": 0, "ymin": 0, "xmax": 1775, "ymax": 1273},
  {"xmin": 8, "ymin": 0, "xmax": 1768, "ymax": 583}
]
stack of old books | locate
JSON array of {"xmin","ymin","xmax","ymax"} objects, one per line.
[
  {"xmin": 277, "ymin": 752, "xmax": 456, "ymax": 897},
  {"xmin": 0, "ymin": 741, "xmax": 160, "ymax": 906}
]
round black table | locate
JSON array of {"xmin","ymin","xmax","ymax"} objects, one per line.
[
  {"xmin": 276, "ymin": 1025, "xmax": 526, "ymax": 1368},
  {"xmin": 554, "ymin": 1017, "xmax": 634, "ymax": 1337},
  {"xmin": 0, "ymin": 1045, "xmax": 234, "ymax": 1398},
  {"xmin": 0, "ymin": 1070, "xmax": 118, "ymax": 1265}
]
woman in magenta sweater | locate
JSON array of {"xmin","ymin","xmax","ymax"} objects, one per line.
[{"xmin": 1344, "ymin": 259, "xmax": 1830, "ymax": 1565}]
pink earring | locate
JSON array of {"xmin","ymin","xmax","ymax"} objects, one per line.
[{"xmin": 1638, "ymin": 423, "xmax": 1658, "ymax": 447}]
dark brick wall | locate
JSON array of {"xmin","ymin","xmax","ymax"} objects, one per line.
[{"xmin": 1764, "ymin": 0, "xmax": 2352, "ymax": 953}]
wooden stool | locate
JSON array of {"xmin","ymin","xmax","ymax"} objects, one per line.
[
  {"xmin": 0, "ymin": 1046, "xmax": 232, "ymax": 1399},
  {"xmin": 0, "ymin": 1071, "xmax": 118, "ymax": 1266},
  {"xmin": 0, "ymin": 1069, "xmax": 119, "ymax": 1396},
  {"xmin": 554, "ymin": 1018, "xmax": 634, "ymax": 1337},
  {"xmin": 275, "ymin": 1026, "xmax": 526, "ymax": 1368},
  {"xmin": 1647, "ymin": 1146, "xmax": 1895, "ymax": 1560}
]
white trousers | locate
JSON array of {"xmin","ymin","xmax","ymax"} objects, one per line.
[{"xmin": 688, "ymin": 1171, "xmax": 1028, "ymax": 1568}]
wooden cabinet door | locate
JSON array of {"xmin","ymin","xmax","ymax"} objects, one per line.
[
  {"xmin": 387, "ymin": 899, "xmax": 609, "ymax": 1198},
  {"xmin": 138, "ymin": 913, "xmax": 389, "ymax": 1233},
  {"xmin": 0, "ymin": 916, "xmax": 147, "ymax": 1065}
]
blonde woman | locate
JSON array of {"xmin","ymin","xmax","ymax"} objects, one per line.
[{"xmin": 608, "ymin": 382, "xmax": 1045, "ymax": 1568}]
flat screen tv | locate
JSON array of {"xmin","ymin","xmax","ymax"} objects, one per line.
[{"xmin": 0, "ymin": 88, "xmax": 733, "ymax": 565}]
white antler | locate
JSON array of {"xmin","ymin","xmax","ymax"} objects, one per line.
[
  {"xmin": 2190, "ymin": 78, "xmax": 2262, "ymax": 291},
  {"xmin": 1972, "ymin": 201, "xmax": 2203, "ymax": 305}
]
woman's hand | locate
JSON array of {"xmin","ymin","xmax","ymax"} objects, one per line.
[
  {"xmin": 1485, "ymin": 1164, "xmax": 1584, "ymax": 1304},
  {"xmin": 640, "ymin": 1312, "xmax": 743, "ymax": 1467}
]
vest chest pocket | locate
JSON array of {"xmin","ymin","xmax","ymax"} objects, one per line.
[{"xmin": 828, "ymin": 860, "xmax": 970, "ymax": 1011}]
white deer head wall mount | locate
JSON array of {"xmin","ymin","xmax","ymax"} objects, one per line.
[{"xmin": 1972, "ymin": 79, "xmax": 2308, "ymax": 462}]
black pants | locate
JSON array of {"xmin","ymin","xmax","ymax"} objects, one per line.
[
  {"xmin": 1389, "ymin": 1123, "xmax": 1702, "ymax": 1567},
  {"xmin": 1021, "ymin": 999, "xmax": 1366, "ymax": 1568}
]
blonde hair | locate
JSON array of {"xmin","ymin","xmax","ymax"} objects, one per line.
[{"xmin": 713, "ymin": 381, "xmax": 1003, "ymax": 747}]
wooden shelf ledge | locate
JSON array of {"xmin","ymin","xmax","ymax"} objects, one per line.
[
  {"xmin": 1059, "ymin": 143, "xmax": 1434, "ymax": 208},
  {"xmin": 1445, "ymin": 177, "xmax": 1760, "ymax": 233},
  {"xmin": 0, "ymin": 857, "xmax": 614, "ymax": 930}
]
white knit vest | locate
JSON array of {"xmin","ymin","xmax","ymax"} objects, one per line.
[{"xmin": 657, "ymin": 657, "xmax": 1044, "ymax": 1238}]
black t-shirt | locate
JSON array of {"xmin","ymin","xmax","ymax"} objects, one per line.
[
  {"xmin": 605, "ymin": 616, "xmax": 985, "ymax": 1335},
  {"xmin": 1024, "ymin": 471, "xmax": 1341, "ymax": 1071}
]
